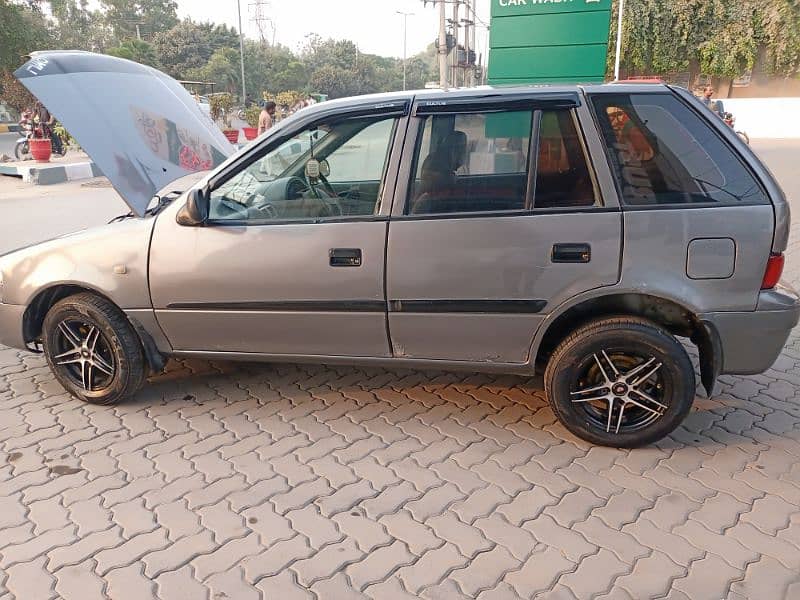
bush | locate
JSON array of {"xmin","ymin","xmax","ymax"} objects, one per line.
[
  {"xmin": 208, "ymin": 92, "xmax": 234, "ymax": 128},
  {"xmin": 244, "ymin": 104, "xmax": 261, "ymax": 128}
]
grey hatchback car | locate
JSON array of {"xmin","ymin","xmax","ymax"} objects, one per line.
[{"xmin": 1, "ymin": 52, "xmax": 798, "ymax": 447}]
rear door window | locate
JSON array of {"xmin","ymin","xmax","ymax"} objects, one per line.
[
  {"xmin": 405, "ymin": 108, "xmax": 598, "ymax": 215},
  {"xmin": 407, "ymin": 110, "xmax": 532, "ymax": 215},
  {"xmin": 535, "ymin": 111, "xmax": 598, "ymax": 208},
  {"xmin": 591, "ymin": 93, "xmax": 767, "ymax": 206}
]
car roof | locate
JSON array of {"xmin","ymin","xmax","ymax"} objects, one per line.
[{"xmin": 297, "ymin": 82, "xmax": 674, "ymax": 117}]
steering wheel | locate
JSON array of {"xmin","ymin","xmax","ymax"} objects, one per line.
[
  {"xmin": 318, "ymin": 172, "xmax": 338, "ymax": 198},
  {"xmin": 304, "ymin": 173, "xmax": 343, "ymax": 216}
]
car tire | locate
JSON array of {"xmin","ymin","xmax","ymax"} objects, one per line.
[
  {"xmin": 544, "ymin": 316, "xmax": 695, "ymax": 448},
  {"xmin": 42, "ymin": 293, "xmax": 146, "ymax": 405}
]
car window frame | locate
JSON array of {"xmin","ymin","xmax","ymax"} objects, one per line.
[
  {"xmin": 587, "ymin": 90, "xmax": 770, "ymax": 210},
  {"xmin": 203, "ymin": 103, "xmax": 411, "ymax": 227},
  {"xmin": 393, "ymin": 101, "xmax": 605, "ymax": 219}
]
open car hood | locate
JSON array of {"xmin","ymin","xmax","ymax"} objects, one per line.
[{"xmin": 15, "ymin": 51, "xmax": 235, "ymax": 216}]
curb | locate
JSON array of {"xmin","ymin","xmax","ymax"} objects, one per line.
[
  {"xmin": 0, "ymin": 161, "xmax": 103, "ymax": 185},
  {"xmin": 0, "ymin": 124, "xmax": 20, "ymax": 133}
]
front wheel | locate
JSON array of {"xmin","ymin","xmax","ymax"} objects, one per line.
[
  {"xmin": 14, "ymin": 140, "xmax": 29, "ymax": 160},
  {"xmin": 544, "ymin": 317, "xmax": 695, "ymax": 448},
  {"xmin": 42, "ymin": 293, "xmax": 146, "ymax": 405}
]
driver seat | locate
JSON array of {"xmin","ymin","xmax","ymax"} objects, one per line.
[{"xmin": 412, "ymin": 131, "xmax": 468, "ymax": 214}]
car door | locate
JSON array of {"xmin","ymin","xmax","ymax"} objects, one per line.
[
  {"xmin": 386, "ymin": 92, "xmax": 623, "ymax": 364},
  {"xmin": 149, "ymin": 103, "xmax": 409, "ymax": 357}
]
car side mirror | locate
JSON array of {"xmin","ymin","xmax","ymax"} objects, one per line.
[{"xmin": 176, "ymin": 188, "xmax": 209, "ymax": 226}]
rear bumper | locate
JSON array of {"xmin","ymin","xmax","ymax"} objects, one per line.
[
  {"xmin": 0, "ymin": 303, "xmax": 26, "ymax": 350},
  {"xmin": 702, "ymin": 285, "xmax": 800, "ymax": 375}
]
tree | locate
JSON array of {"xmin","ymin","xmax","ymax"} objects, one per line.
[
  {"xmin": 106, "ymin": 38, "xmax": 161, "ymax": 68},
  {"xmin": 101, "ymin": 0, "xmax": 178, "ymax": 41},
  {"xmin": 151, "ymin": 19, "xmax": 239, "ymax": 80},
  {"xmin": 47, "ymin": 0, "xmax": 114, "ymax": 51},
  {"xmin": 0, "ymin": 69, "xmax": 35, "ymax": 112},
  {"xmin": 0, "ymin": 0, "xmax": 53, "ymax": 72},
  {"xmin": 244, "ymin": 41, "xmax": 310, "ymax": 98},
  {"xmin": 186, "ymin": 47, "xmax": 240, "ymax": 95}
]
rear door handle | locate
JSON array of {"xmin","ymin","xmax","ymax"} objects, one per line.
[
  {"xmin": 330, "ymin": 248, "xmax": 362, "ymax": 267},
  {"xmin": 552, "ymin": 243, "xmax": 591, "ymax": 263}
]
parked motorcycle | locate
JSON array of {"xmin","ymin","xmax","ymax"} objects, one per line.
[
  {"xmin": 13, "ymin": 113, "xmax": 34, "ymax": 160},
  {"xmin": 14, "ymin": 114, "xmax": 68, "ymax": 160}
]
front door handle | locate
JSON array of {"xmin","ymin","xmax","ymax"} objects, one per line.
[
  {"xmin": 552, "ymin": 243, "xmax": 591, "ymax": 263},
  {"xmin": 330, "ymin": 248, "xmax": 362, "ymax": 267}
]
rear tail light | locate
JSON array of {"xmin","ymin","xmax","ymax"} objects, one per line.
[{"xmin": 761, "ymin": 253, "xmax": 785, "ymax": 290}]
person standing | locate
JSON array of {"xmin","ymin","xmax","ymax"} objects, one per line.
[
  {"xmin": 700, "ymin": 86, "xmax": 722, "ymax": 115},
  {"xmin": 258, "ymin": 101, "xmax": 277, "ymax": 136}
]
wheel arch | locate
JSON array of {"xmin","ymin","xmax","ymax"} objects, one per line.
[
  {"xmin": 23, "ymin": 284, "xmax": 165, "ymax": 373},
  {"xmin": 532, "ymin": 291, "xmax": 719, "ymax": 396}
]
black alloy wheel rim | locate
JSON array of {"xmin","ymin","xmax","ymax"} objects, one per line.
[
  {"xmin": 52, "ymin": 319, "xmax": 116, "ymax": 393},
  {"xmin": 569, "ymin": 348, "xmax": 670, "ymax": 435}
]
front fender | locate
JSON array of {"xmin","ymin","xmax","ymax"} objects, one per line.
[{"xmin": 0, "ymin": 218, "xmax": 154, "ymax": 309}]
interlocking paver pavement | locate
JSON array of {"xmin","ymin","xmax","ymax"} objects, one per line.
[
  {"xmin": 3, "ymin": 341, "xmax": 800, "ymax": 600},
  {"xmin": 3, "ymin": 148, "xmax": 800, "ymax": 598}
]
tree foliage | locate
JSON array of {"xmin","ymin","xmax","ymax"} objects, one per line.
[
  {"xmin": 613, "ymin": 0, "xmax": 800, "ymax": 80},
  {"xmin": 49, "ymin": 0, "xmax": 114, "ymax": 51},
  {"xmin": 186, "ymin": 47, "xmax": 240, "ymax": 94},
  {"xmin": 100, "ymin": 0, "xmax": 178, "ymax": 41},
  {"xmin": 0, "ymin": 0, "xmax": 51, "ymax": 72},
  {"xmin": 151, "ymin": 19, "xmax": 239, "ymax": 79},
  {"xmin": 0, "ymin": 68, "xmax": 35, "ymax": 111},
  {"xmin": 106, "ymin": 38, "xmax": 161, "ymax": 68}
]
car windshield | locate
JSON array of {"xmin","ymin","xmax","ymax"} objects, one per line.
[{"xmin": 256, "ymin": 126, "xmax": 333, "ymax": 182}]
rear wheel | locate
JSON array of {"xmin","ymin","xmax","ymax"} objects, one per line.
[
  {"xmin": 544, "ymin": 317, "xmax": 695, "ymax": 448},
  {"xmin": 42, "ymin": 293, "xmax": 146, "ymax": 405}
]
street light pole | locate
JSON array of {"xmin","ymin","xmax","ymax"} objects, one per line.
[
  {"xmin": 237, "ymin": 0, "xmax": 247, "ymax": 103},
  {"xmin": 613, "ymin": 0, "xmax": 625, "ymax": 81},
  {"xmin": 396, "ymin": 11, "xmax": 414, "ymax": 91}
]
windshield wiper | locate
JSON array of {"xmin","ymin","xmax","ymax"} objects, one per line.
[
  {"xmin": 146, "ymin": 190, "xmax": 183, "ymax": 216},
  {"xmin": 108, "ymin": 211, "xmax": 134, "ymax": 223},
  {"xmin": 108, "ymin": 190, "xmax": 184, "ymax": 223}
]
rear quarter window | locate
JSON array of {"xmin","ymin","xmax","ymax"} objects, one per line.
[{"xmin": 591, "ymin": 93, "xmax": 767, "ymax": 206}]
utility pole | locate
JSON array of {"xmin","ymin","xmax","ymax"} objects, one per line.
[
  {"xmin": 462, "ymin": 0, "xmax": 472, "ymax": 87},
  {"xmin": 396, "ymin": 11, "xmax": 414, "ymax": 91},
  {"xmin": 613, "ymin": 0, "xmax": 625, "ymax": 80},
  {"xmin": 451, "ymin": 0, "xmax": 459, "ymax": 87},
  {"xmin": 438, "ymin": 0, "xmax": 448, "ymax": 89},
  {"xmin": 237, "ymin": 0, "xmax": 247, "ymax": 104},
  {"xmin": 470, "ymin": 0, "xmax": 476, "ymax": 86}
]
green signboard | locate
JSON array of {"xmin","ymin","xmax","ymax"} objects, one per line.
[{"xmin": 488, "ymin": 0, "xmax": 612, "ymax": 85}]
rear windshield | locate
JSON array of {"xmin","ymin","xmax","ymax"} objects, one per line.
[{"xmin": 591, "ymin": 93, "xmax": 767, "ymax": 206}]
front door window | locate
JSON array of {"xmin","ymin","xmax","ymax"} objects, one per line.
[{"xmin": 209, "ymin": 116, "xmax": 398, "ymax": 222}]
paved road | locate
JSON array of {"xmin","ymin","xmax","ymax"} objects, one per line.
[
  {"xmin": 0, "ymin": 141, "xmax": 798, "ymax": 599},
  {"xmin": 0, "ymin": 177, "xmax": 126, "ymax": 255}
]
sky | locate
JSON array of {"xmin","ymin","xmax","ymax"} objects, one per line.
[{"xmin": 176, "ymin": 0, "xmax": 492, "ymax": 61}]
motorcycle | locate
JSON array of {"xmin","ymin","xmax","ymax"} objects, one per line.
[
  {"xmin": 721, "ymin": 111, "xmax": 749, "ymax": 145},
  {"xmin": 13, "ymin": 114, "xmax": 34, "ymax": 160},
  {"xmin": 14, "ymin": 116, "xmax": 68, "ymax": 160}
]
